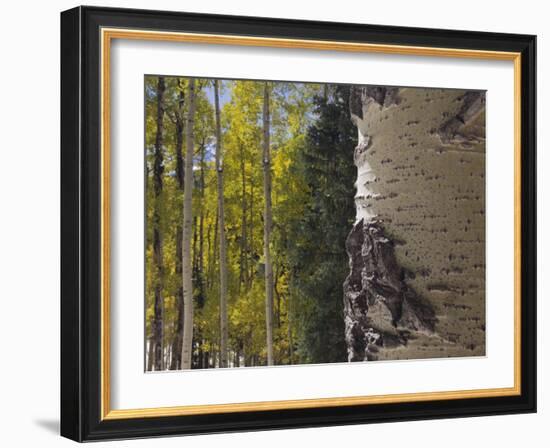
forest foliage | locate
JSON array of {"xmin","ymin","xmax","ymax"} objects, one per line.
[{"xmin": 145, "ymin": 76, "xmax": 356, "ymax": 370}]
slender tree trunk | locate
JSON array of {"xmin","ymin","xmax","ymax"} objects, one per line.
[
  {"xmin": 181, "ymin": 78, "xmax": 196, "ymax": 369},
  {"xmin": 215, "ymin": 80, "xmax": 229, "ymax": 368},
  {"xmin": 262, "ymin": 83, "xmax": 274, "ymax": 366},
  {"xmin": 212, "ymin": 208, "xmax": 219, "ymax": 277},
  {"xmin": 171, "ymin": 83, "xmax": 185, "ymax": 370},
  {"xmin": 206, "ymin": 219, "xmax": 213, "ymax": 289},
  {"xmin": 152, "ymin": 76, "xmax": 166, "ymax": 371},
  {"xmin": 287, "ymin": 295, "xmax": 294, "ymax": 364},
  {"xmin": 147, "ymin": 338, "xmax": 154, "ymax": 371},
  {"xmin": 197, "ymin": 342, "xmax": 204, "ymax": 370},
  {"xmin": 274, "ymin": 264, "xmax": 281, "ymax": 328}
]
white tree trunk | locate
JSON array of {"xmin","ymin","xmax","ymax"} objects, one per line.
[
  {"xmin": 214, "ymin": 80, "xmax": 229, "ymax": 368},
  {"xmin": 262, "ymin": 83, "xmax": 274, "ymax": 366},
  {"xmin": 181, "ymin": 78, "xmax": 196, "ymax": 369},
  {"xmin": 344, "ymin": 86, "xmax": 486, "ymax": 361}
]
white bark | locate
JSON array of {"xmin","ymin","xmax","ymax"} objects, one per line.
[
  {"xmin": 345, "ymin": 86, "xmax": 486, "ymax": 361},
  {"xmin": 262, "ymin": 83, "xmax": 274, "ymax": 366},
  {"xmin": 214, "ymin": 80, "xmax": 229, "ymax": 368},
  {"xmin": 181, "ymin": 78, "xmax": 196, "ymax": 369}
]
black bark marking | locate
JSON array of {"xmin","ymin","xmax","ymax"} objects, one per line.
[
  {"xmin": 350, "ymin": 86, "xmax": 401, "ymax": 164},
  {"xmin": 343, "ymin": 219, "xmax": 436, "ymax": 361},
  {"xmin": 438, "ymin": 91, "xmax": 485, "ymax": 145},
  {"xmin": 349, "ymin": 85, "xmax": 401, "ymax": 120}
]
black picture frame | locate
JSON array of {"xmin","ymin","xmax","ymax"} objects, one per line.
[{"xmin": 61, "ymin": 5, "xmax": 536, "ymax": 442}]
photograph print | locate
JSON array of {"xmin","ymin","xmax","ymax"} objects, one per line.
[{"xmin": 144, "ymin": 75, "xmax": 486, "ymax": 371}]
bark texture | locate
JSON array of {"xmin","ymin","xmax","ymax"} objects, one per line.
[
  {"xmin": 345, "ymin": 86, "xmax": 486, "ymax": 361},
  {"xmin": 344, "ymin": 219, "xmax": 435, "ymax": 361},
  {"xmin": 181, "ymin": 78, "xmax": 196, "ymax": 369}
]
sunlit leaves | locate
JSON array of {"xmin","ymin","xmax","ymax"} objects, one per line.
[{"xmin": 145, "ymin": 77, "xmax": 353, "ymax": 368}]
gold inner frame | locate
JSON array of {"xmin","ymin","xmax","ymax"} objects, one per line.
[{"xmin": 100, "ymin": 27, "xmax": 522, "ymax": 420}]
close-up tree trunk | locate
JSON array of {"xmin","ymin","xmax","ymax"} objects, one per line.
[
  {"xmin": 344, "ymin": 86, "xmax": 486, "ymax": 361},
  {"xmin": 181, "ymin": 78, "xmax": 196, "ymax": 370}
]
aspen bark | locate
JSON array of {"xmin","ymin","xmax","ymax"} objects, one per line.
[
  {"xmin": 181, "ymin": 78, "xmax": 196, "ymax": 369},
  {"xmin": 152, "ymin": 76, "xmax": 165, "ymax": 371},
  {"xmin": 214, "ymin": 80, "xmax": 229, "ymax": 368},
  {"xmin": 344, "ymin": 86, "xmax": 486, "ymax": 361},
  {"xmin": 262, "ymin": 83, "xmax": 274, "ymax": 366}
]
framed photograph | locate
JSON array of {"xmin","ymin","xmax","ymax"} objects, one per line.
[{"xmin": 60, "ymin": 6, "xmax": 536, "ymax": 441}]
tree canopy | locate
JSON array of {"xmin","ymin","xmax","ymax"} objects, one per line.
[{"xmin": 145, "ymin": 77, "xmax": 356, "ymax": 369}]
